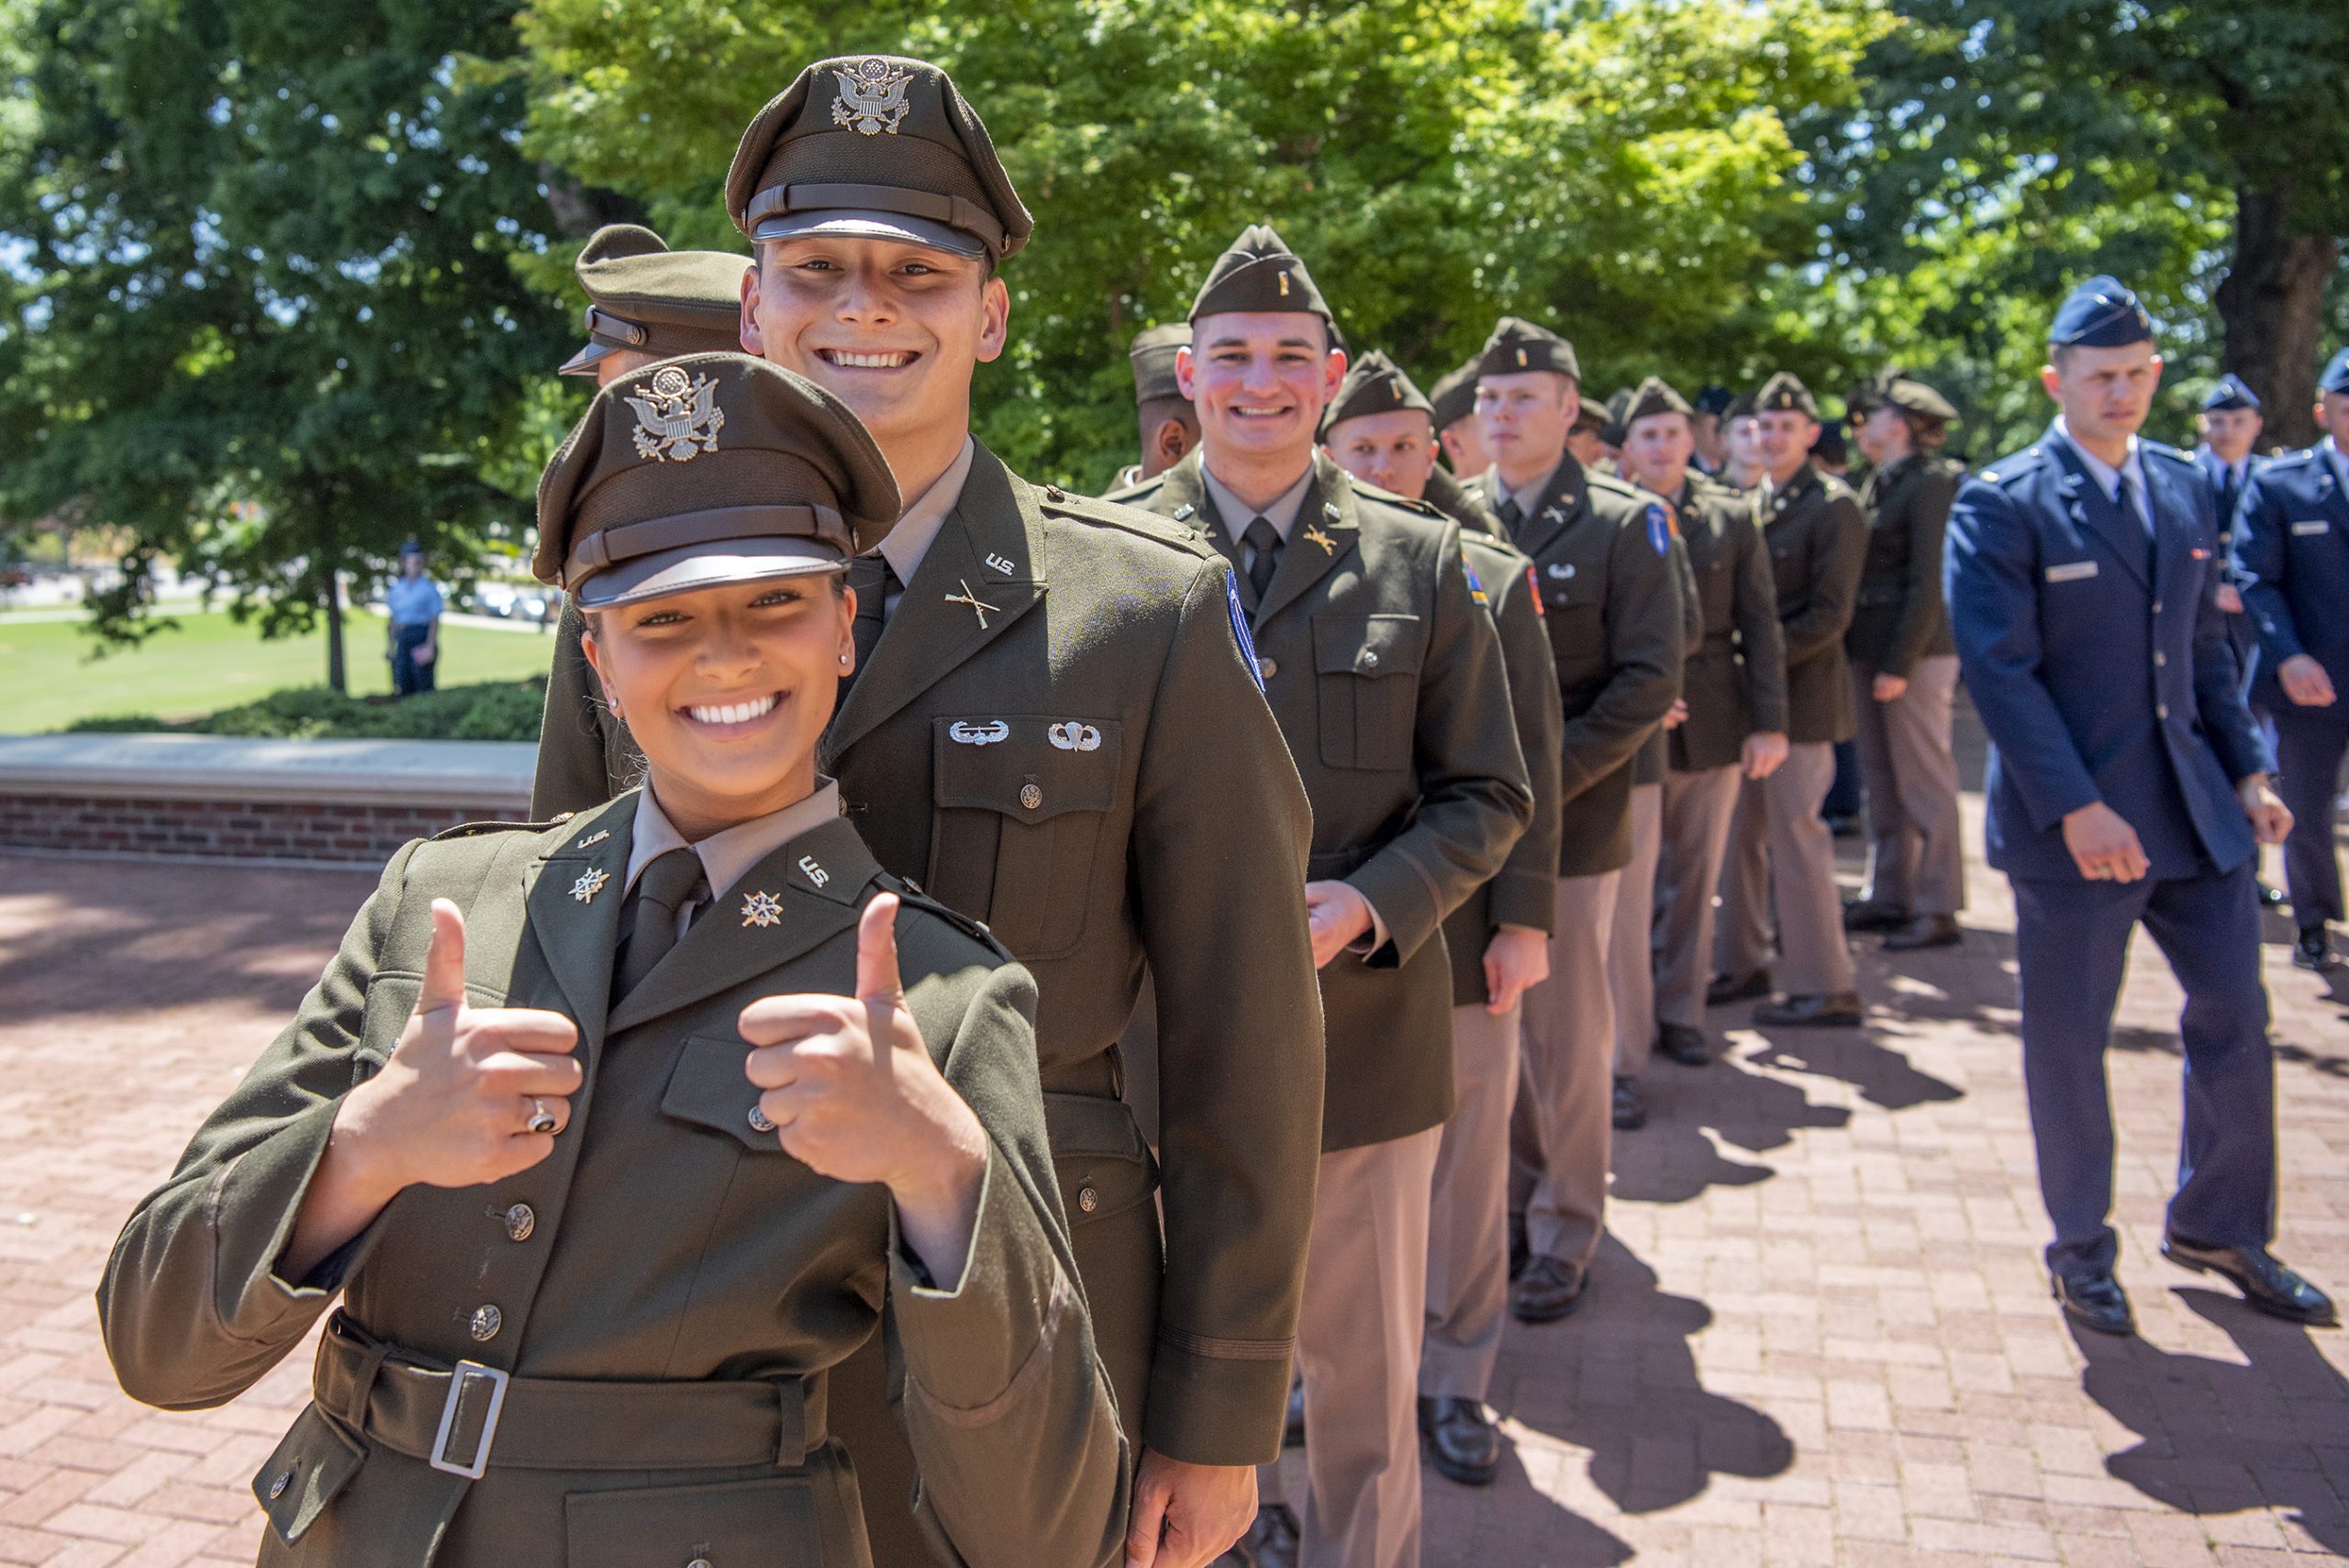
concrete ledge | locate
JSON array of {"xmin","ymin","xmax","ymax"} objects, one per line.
[{"xmin": 0, "ymin": 733, "xmax": 537, "ymax": 811}]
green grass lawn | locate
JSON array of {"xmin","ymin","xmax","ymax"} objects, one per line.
[{"xmin": 0, "ymin": 606, "xmax": 561, "ymax": 733}]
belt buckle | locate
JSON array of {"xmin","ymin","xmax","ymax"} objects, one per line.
[{"xmin": 427, "ymin": 1362, "xmax": 510, "ymax": 1480}]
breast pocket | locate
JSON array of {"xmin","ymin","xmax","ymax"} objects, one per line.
[
  {"xmin": 1311, "ymin": 614, "xmax": 1424, "ymax": 772},
  {"xmin": 356, "ymin": 972, "xmax": 508, "ymax": 1085},
  {"xmin": 926, "ymin": 717, "xmax": 1122, "ymax": 961}
]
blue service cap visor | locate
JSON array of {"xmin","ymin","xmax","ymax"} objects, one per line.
[
  {"xmin": 751, "ymin": 207, "xmax": 985, "ymax": 260},
  {"xmin": 573, "ymin": 538, "xmax": 849, "ymax": 610}
]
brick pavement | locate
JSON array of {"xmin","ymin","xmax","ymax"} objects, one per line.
[{"xmin": 3, "ymin": 803, "xmax": 2344, "ymax": 1565}]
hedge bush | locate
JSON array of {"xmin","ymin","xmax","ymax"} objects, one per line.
[{"xmin": 66, "ymin": 677, "xmax": 548, "ymax": 742}]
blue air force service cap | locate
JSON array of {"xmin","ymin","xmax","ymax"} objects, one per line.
[
  {"xmin": 2201, "ymin": 373, "xmax": 2260, "ymax": 413},
  {"xmin": 2321, "ymin": 348, "xmax": 2349, "ymax": 395},
  {"xmin": 2048, "ymin": 275, "xmax": 2154, "ymax": 349}
]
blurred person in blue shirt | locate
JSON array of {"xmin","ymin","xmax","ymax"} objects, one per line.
[{"xmin": 384, "ymin": 539, "xmax": 443, "ymax": 696}]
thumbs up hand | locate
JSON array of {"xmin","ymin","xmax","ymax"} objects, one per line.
[
  {"xmin": 331, "ymin": 899, "xmax": 584, "ymax": 1198},
  {"xmin": 739, "ymin": 894, "xmax": 988, "ymax": 1278}
]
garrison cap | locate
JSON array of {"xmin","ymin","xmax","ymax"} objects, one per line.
[
  {"xmin": 1623, "ymin": 376, "xmax": 1695, "ymax": 428},
  {"xmin": 534, "ymin": 353, "xmax": 899, "ymax": 610},
  {"xmin": 560, "ymin": 225, "xmax": 750, "ymax": 378},
  {"xmin": 1188, "ymin": 223, "xmax": 1332, "ymax": 325},
  {"xmin": 1573, "ymin": 400, "xmax": 1610, "ymax": 437},
  {"xmin": 1598, "ymin": 385, "xmax": 1636, "ymax": 444},
  {"xmin": 1695, "ymin": 384, "xmax": 1734, "ymax": 417},
  {"xmin": 1130, "ymin": 324, "xmax": 1191, "ymax": 406},
  {"xmin": 2048, "ymin": 275, "xmax": 2153, "ymax": 349},
  {"xmin": 1852, "ymin": 373, "xmax": 1958, "ymax": 423},
  {"xmin": 1429, "ymin": 358, "xmax": 1482, "ymax": 430},
  {"xmin": 2201, "ymin": 373, "xmax": 2260, "ymax": 412},
  {"xmin": 1725, "ymin": 390, "xmax": 1757, "ymax": 421},
  {"xmin": 2319, "ymin": 348, "xmax": 2349, "ymax": 395},
  {"xmin": 1754, "ymin": 372, "xmax": 1820, "ymax": 419},
  {"xmin": 1320, "ymin": 350, "xmax": 1433, "ymax": 437},
  {"xmin": 726, "ymin": 55, "xmax": 1032, "ymax": 261},
  {"xmin": 1474, "ymin": 317, "xmax": 1580, "ymax": 384}
]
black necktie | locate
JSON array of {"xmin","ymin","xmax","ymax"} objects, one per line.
[
  {"xmin": 615, "ymin": 848, "xmax": 707, "ymax": 1001},
  {"xmin": 1243, "ymin": 517, "xmax": 1282, "ymax": 601},
  {"xmin": 1497, "ymin": 496, "xmax": 1525, "ymax": 539},
  {"xmin": 2218, "ymin": 469, "xmax": 2240, "ymax": 531},
  {"xmin": 844, "ymin": 554, "xmax": 897, "ymax": 693},
  {"xmin": 2115, "ymin": 472, "xmax": 2157, "ymax": 579}
]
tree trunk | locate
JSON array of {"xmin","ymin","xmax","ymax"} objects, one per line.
[
  {"xmin": 2214, "ymin": 182, "xmax": 2341, "ymax": 453},
  {"xmin": 324, "ymin": 569, "xmax": 348, "ymax": 694}
]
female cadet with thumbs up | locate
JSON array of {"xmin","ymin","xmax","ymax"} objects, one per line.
[{"xmin": 97, "ymin": 353, "xmax": 1130, "ymax": 1568}]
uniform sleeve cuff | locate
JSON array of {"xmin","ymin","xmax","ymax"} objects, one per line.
[
  {"xmin": 230, "ymin": 1101, "xmax": 387, "ymax": 1340},
  {"xmin": 893, "ymin": 1145, "xmax": 1069, "ymax": 1414},
  {"xmin": 1486, "ymin": 872, "xmax": 1557, "ymax": 933},
  {"xmin": 1347, "ymin": 851, "xmax": 1440, "ymax": 968},
  {"xmin": 1141, "ymin": 1334, "xmax": 1296, "ymax": 1464}
]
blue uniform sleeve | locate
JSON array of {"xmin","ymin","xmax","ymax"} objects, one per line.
[
  {"xmin": 2231, "ymin": 470, "xmax": 2305, "ymax": 666},
  {"xmin": 1944, "ymin": 475, "xmax": 2102, "ymax": 831}
]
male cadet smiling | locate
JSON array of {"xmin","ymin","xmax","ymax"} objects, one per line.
[
  {"xmin": 1946, "ymin": 275, "xmax": 2332, "ymax": 1336},
  {"xmin": 1114, "ymin": 225, "xmax": 1531, "ymax": 1568},
  {"xmin": 529, "ymin": 55, "xmax": 1328, "ymax": 1568}
]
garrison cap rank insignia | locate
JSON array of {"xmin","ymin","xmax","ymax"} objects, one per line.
[
  {"xmin": 831, "ymin": 58, "xmax": 914, "ymax": 135},
  {"xmin": 740, "ymin": 889, "xmax": 785, "ymax": 928},
  {"xmin": 627, "ymin": 366, "xmax": 726, "ymax": 462},
  {"xmin": 571, "ymin": 867, "xmax": 610, "ymax": 903}
]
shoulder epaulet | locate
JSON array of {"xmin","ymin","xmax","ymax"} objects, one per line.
[
  {"xmin": 1976, "ymin": 444, "xmax": 2050, "ymax": 489},
  {"xmin": 1586, "ymin": 470, "xmax": 1647, "ymax": 504},
  {"xmin": 2143, "ymin": 439, "xmax": 2197, "ymax": 469},
  {"xmin": 1042, "ymin": 481, "xmax": 1216, "ymax": 555},
  {"xmin": 431, "ymin": 816, "xmax": 562, "ymax": 841},
  {"xmin": 880, "ymin": 872, "xmax": 1012, "ymax": 962},
  {"xmin": 2265, "ymin": 447, "xmax": 2323, "ymax": 471},
  {"xmin": 1346, "ymin": 479, "xmax": 1446, "ymax": 521}
]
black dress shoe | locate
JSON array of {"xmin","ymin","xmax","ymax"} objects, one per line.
[
  {"xmin": 2163, "ymin": 1235, "xmax": 2340, "ymax": 1326},
  {"xmin": 1418, "ymin": 1396, "xmax": 1501, "ymax": 1486},
  {"xmin": 1283, "ymin": 1381, "xmax": 1304, "ymax": 1448},
  {"xmin": 1508, "ymin": 1211, "xmax": 1530, "ymax": 1283},
  {"xmin": 1510, "ymin": 1254, "xmax": 1586, "ymax": 1323},
  {"xmin": 1611, "ymin": 1074, "xmax": 1647, "ymax": 1130},
  {"xmin": 1842, "ymin": 897, "xmax": 1907, "ymax": 933},
  {"xmin": 1753, "ymin": 991, "xmax": 1865, "ymax": 1027},
  {"xmin": 2259, "ymin": 879, "xmax": 2288, "ymax": 908},
  {"xmin": 1655, "ymin": 1020, "xmax": 1710, "ymax": 1066},
  {"xmin": 2052, "ymin": 1267, "xmax": 2135, "ymax": 1336},
  {"xmin": 1221, "ymin": 1504, "xmax": 1299, "ymax": 1568},
  {"xmin": 1706, "ymin": 968, "xmax": 1772, "ymax": 1006},
  {"xmin": 1883, "ymin": 913, "xmax": 1963, "ymax": 951},
  {"xmin": 2292, "ymin": 927, "xmax": 2336, "ymax": 972}
]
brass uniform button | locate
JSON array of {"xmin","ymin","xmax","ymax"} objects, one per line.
[
  {"xmin": 748, "ymin": 1105, "xmax": 777, "ymax": 1134},
  {"xmin": 269, "ymin": 1470, "xmax": 294, "ymax": 1500},
  {"xmin": 2154, "ymin": 651, "xmax": 2166, "ymax": 667},
  {"xmin": 688, "ymin": 1560, "xmax": 715, "ymax": 1568},
  {"xmin": 469, "ymin": 1305, "xmax": 502, "ymax": 1342},
  {"xmin": 1077, "ymin": 1185, "xmax": 1099, "ymax": 1215},
  {"xmin": 503, "ymin": 1203, "xmax": 535, "ymax": 1242},
  {"xmin": 1258, "ymin": 657, "xmax": 1277, "ymax": 679},
  {"xmin": 1020, "ymin": 783, "xmax": 1043, "ymax": 811}
]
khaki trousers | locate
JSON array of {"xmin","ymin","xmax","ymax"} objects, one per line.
[
  {"xmin": 1714, "ymin": 743, "xmax": 1856, "ymax": 995},
  {"xmin": 1509, "ymin": 873, "xmax": 1620, "ymax": 1267},
  {"xmin": 1263, "ymin": 1128, "xmax": 1443, "ymax": 1568},
  {"xmin": 1420, "ymin": 1002, "xmax": 1520, "ymax": 1401},
  {"xmin": 1851, "ymin": 655, "xmax": 1966, "ymax": 917},
  {"xmin": 1653, "ymin": 765, "xmax": 1743, "ymax": 1029},
  {"xmin": 1609, "ymin": 784, "xmax": 1664, "ymax": 1077}
]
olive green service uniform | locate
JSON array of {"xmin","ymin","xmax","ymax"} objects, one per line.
[
  {"xmin": 1116, "ymin": 229, "xmax": 1532, "ymax": 1567},
  {"xmin": 1463, "ymin": 321, "xmax": 1684, "ymax": 1284},
  {"xmin": 1654, "ymin": 471, "xmax": 1788, "ymax": 1035},
  {"xmin": 1844, "ymin": 378, "xmax": 1967, "ymax": 926},
  {"xmin": 531, "ymin": 58, "xmax": 1327, "ymax": 1564},
  {"xmin": 101, "ymin": 357, "xmax": 1128, "ymax": 1568},
  {"xmin": 1715, "ymin": 375, "xmax": 1869, "ymax": 1002}
]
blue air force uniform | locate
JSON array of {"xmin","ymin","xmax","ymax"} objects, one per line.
[
  {"xmin": 2232, "ymin": 351, "xmax": 2349, "ymax": 946},
  {"xmin": 2192, "ymin": 373, "xmax": 2268, "ymax": 684},
  {"xmin": 1944, "ymin": 278, "xmax": 2279, "ymax": 1286}
]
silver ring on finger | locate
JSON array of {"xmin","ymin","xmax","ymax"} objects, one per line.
[{"xmin": 527, "ymin": 1097, "xmax": 559, "ymax": 1136}]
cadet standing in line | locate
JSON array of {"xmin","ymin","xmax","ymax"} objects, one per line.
[
  {"xmin": 534, "ymin": 58, "xmax": 1328, "ymax": 1568},
  {"xmin": 1464, "ymin": 318, "xmax": 1683, "ymax": 1322},
  {"xmin": 1115, "ymin": 228, "xmax": 1532, "ymax": 1568},
  {"xmin": 1690, "ymin": 385, "xmax": 1734, "ymax": 477},
  {"xmin": 103, "ymin": 354, "xmax": 1131, "ymax": 1568},
  {"xmin": 538, "ymin": 223, "xmax": 761, "ymax": 807},
  {"xmin": 1947, "ymin": 275, "xmax": 2332, "ymax": 1334},
  {"xmin": 1614, "ymin": 377, "xmax": 1789, "ymax": 1073},
  {"xmin": 2233, "ymin": 347, "xmax": 2349, "ymax": 973},
  {"xmin": 1119, "ymin": 323, "xmax": 1199, "ymax": 489},
  {"xmin": 1316, "ymin": 351, "xmax": 1564, "ymax": 1492},
  {"xmin": 1429, "ymin": 356, "xmax": 1490, "ymax": 479},
  {"xmin": 1841, "ymin": 374, "xmax": 1968, "ymax": 952},
  {"xmin": 1710, "ymin": 373, "xmax": 1868, "ymax": 1027}
]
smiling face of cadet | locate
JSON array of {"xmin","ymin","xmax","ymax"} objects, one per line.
[
  {"xmin": 1324, "ymin": 408, "xmax": 1438, "ymax": 501},
  {"xmin": 740, "ymin": 236, "xmax": 1009, "ymax": 471},
  {"xmin": 2041, "ymin": 340, "xmax": 2164, "ymax": 454},
  {"xmin": 1756, "ymin": 408, "xmax": 1820, "ymax": 487},
  {"xmin": 582, "ymin": 575, "xmax": 856, "ymax": 840},
  {"xmin": 1177, "ymin": 313, "xmax": 1345, "ymax": 473}
]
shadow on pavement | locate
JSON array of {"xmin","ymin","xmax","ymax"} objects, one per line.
[
  {"xmin": 1610, "ymin": 1048, "xmax": 1846, "ymax": 1207},
  {"xmin": 2074, "ymin": 1288, "xmax": 2349, "ymax": 1552}
]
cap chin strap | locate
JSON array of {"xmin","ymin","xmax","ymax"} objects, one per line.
[
  {"xmin": 563, "ymin": 504, "xmax": 846, "ymax": 592},
  {"xmin": 745, "ymin": 182, "xmax": 1006, "ymax": 257}
]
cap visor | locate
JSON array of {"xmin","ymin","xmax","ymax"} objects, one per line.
[
  {"xmin": 558, "ymin": 340, "xmax": 614, "ymax": 377},
  {"xmin": 751, "ymin": 209, "xmax": 985, "ymax": 260},
  {"xmin": 574, "ymin": 539, "xmax": 848, "ymax": 610}
]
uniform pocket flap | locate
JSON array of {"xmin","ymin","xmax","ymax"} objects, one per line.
[
  {"xmin": 1312, "ymin": 613, "xmax": 1424, "ymax": 677},
  {"xmin": 253, "ymin": 1404, "xmax": 366, "ymax": 1545},
  {"xmin": 565, "ymin": 1476, "xmax": 823, "ymax": 1568},
  {"xmin": 661, "ymin": 1033, "xmax": 774, "ymax": 1151},
  {"xmin": 1041, "ymin": 1091, "xmax": 1158, "ymax": 1226},
  {"xmin": 932, "ymin": 717, "xmax": 1122, "ymax": 823}
]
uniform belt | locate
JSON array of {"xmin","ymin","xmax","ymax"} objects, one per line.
[{"xmin": 312, "ymin": 1313, "xmax": 827, "ymax": 1480}]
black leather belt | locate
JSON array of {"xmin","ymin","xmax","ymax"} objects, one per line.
[{"xmin": 312, "ymin": 1313, "xmax": 827, "ymax": 1480}]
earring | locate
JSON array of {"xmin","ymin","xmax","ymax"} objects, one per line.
[{"xmin": 839, "ymin": 651, "xmax": 852, "ymax": 667}]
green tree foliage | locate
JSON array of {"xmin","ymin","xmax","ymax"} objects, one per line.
[
  {"xmin": 517, "ymin": 0, "xmax": 1890, "ymax": 491},
  {"xmin": 0, "ymin": 0, "xmax": 572, "ymax": 685}
]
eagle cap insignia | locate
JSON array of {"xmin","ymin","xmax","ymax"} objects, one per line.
[
  {"xmin": 626, "ymin": 366, "xmax": 725, "ymax": 463},
  {"xmin": 831, "ymin": 58, "xmax": 915, "ymax": 136}
]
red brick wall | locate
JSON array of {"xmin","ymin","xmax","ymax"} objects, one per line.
[{"xmin": 0, "ymin": 794, "xmax": 528, "ymax": 867}]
